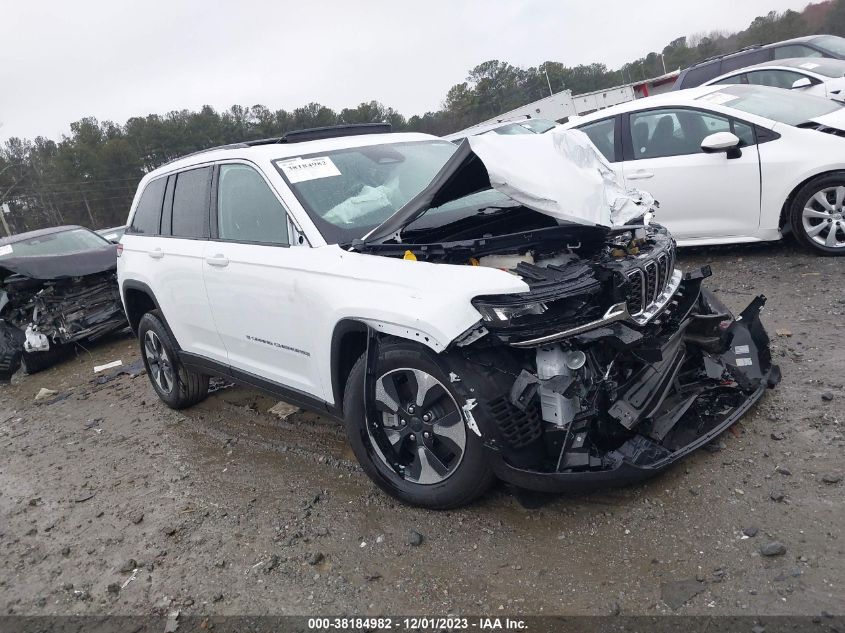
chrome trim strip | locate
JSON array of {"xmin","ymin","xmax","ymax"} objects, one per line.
[
  {"xmin": 508, "ymin": 269, "xmax": 683, "ymax": 348},
  {"xmin": 509, "ymin": 302, "xmax": 631, "ymax": 348},
  {"xmin": 630, "ymin": 269, "xmax": 683, "ymax": 325}
]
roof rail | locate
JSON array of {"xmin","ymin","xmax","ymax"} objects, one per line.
[
  {"xmin": 168, "ymin": 123, "xmax": 392, "ymax": 164},
  {"xmin": 691, "ymin": 44, "xmax": 763, "ymax": 68},
  {"xmin": 281, "ymin": 122, "xmax": 392, "ymax": 143}
]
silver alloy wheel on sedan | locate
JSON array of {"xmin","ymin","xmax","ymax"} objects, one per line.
[
  {"xmin": 144, "ymin": 330, "xmax": 174, "ymax": 394},
  {"xmin": 368, "ymin": 367, "xmax": 467, "ymax": 485},
  {"xmin": 802, "ymin": 186, "xmax": 845, "ymax": 249}
]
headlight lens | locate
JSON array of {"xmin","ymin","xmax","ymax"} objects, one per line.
[{"xmin": 472, "ymin": 298, "xmax": 547, "ymax": 324}]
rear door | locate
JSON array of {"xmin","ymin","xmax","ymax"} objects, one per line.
[
  {"xmin": 620, "ymin": 107, "xmax": 762, "ymax": 241},
  {"xmin": 202, "ymin": 161, "xmax": 321, "ymax": 397},
  {"xmin": 155, "ymin": 166, "xmax": 227, "ymax": 362}
]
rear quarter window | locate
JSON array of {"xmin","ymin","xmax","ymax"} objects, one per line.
[
  {"xmin": 679, "ymin": 62, "xmax": 723, "ymax": 88},
  {"xmin": 128, "ymin": 177, "xmax": 166, "ymax": 235}
]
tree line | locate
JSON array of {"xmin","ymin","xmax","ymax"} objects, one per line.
[{"xmin": 2, "ymin": 0, "xmax": 844, "ymax": 234}]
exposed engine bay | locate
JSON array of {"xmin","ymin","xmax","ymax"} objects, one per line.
[
  {"xmin": 358, "ymin": 217, "xmax": 779, "ymax": 488},
  {"xmin": 0, "ymin": 250, "xmax": 127, "ymax": 381}
]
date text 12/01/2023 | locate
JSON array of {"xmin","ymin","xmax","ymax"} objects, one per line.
[{"xmin": 307, "ymin": 617, "xmax": 528, "ymax": 630}]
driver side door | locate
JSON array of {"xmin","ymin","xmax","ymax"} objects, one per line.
[
  {"xmin": 202, "ymin": 161, "xmax": 322, "ymax": 398},
  {"xmin": 620, "ymin": 107, "xmax": 762, "ymax": 241}
]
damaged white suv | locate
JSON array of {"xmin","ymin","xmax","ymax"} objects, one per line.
[{"xmin": 118, "ymin": 124, "xmax": 779, "ymax": 508}]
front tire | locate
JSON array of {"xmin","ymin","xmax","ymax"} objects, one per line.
[
  {"xmin": 342, "ymin": 341, "xmax": 494, "ymax": 509},
  {"xmin": 790, "ymin": 173, "xmax": 845, "ymax": 255},
  {"xmin": 137, "ymin": 311, "xmax": 209, "ymax": 409}
]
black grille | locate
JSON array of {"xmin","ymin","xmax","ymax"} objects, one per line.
[
  {"xmin": 626, "ymin": 270, "xmax": 644, "ymax": 314},
  {"xmin": 486, "ymin": 396, "xmax": 543, "ymax": 449},
  {"xmin": 625, "ymin": 245, "xmax": 676, "ymax": 316},
  {"xmin": 645, "ymin": 261, "xmax": 658, "ymax": 303},
  {"xmin": 657, "ymin": 254, "xmax": 668, "ymax": 292}
]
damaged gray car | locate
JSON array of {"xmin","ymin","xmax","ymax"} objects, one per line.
[{"xmin": 0, "ymin": 226, "xmax": 128, "ymax": 380}]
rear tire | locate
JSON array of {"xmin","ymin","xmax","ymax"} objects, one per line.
[
  {"xmin": 342, "ymin": 341, "xmax": 494, "ymax": 509},
  {"xmin": 790, "ymin": 172, "xmax": 845, "ymax": 255},
  {"xmin": 138, "ymin": 310, "xmax": 209, "ymax": 409}
]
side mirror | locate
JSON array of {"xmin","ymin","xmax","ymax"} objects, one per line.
[
  {"xmin": 792, "ymin": 77, "xmax": 813, "ymax": 89},
  {"xmin": 701, "ymin": 132, "xmax": 741, "ymax": 157}
]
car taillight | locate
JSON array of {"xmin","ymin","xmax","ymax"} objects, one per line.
[{"xmin": 116, "ymin": 244, "xmax": 123, "ymax": 257}]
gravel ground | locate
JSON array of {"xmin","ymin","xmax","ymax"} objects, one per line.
[{"xmin": 0, "ymin": 239, "xmax": 842, "ymax": 618}]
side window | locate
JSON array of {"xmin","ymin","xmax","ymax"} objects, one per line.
[
  {"xmin": 629, "ymin": 109, "xmax": 732, "ymax": 159},
  {"xmin": 128, "ymin": 177, "xmax": 166, "ymax": 235},
  {"xmin": 773, "ymin": 44, "xmax": 824, "ymax": 59},
  {"xmin": 721, "ymin": 49, "xmax": 771, "ymax": 73},
  {"xmin": 745, "ymin": 69, "xmax": 812, "ymax": 89},
  {"xmin": 578, "ymin": 118, "xmax": 616, "ymax": 162},
  {"xmin": 217, "ymin": 164, "xmax": 289, "ymax": 245},
  {"xmin": 170, "ymin": 167, "xmax": 211, "ymax": 239},
  {"xmin": 712, "ymin": 73, "xmax": 747, "ymax": 86}
]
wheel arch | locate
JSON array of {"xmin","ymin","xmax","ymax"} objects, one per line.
[
  {"xmin": 121, "ymin": 281, "xmax": 182, "ymax": 350},
  {"xmin": 329, "ymin": 316, "xmax": 457, "ymax": 415},
  {"xmin": 779, "ymin": 169, "xmax": 845, "ymax": 231},
  {"xmin": 330, "ymin": 319, "xmax": 369, "ymax": 416},
  {"xmin": 121, "ymin": 281, "xmax": 159, "ymax": 334}
]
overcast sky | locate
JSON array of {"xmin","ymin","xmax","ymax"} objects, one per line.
[{"xmin": 0, "ymin": 0, "xmax": 813, "ymax": 143}]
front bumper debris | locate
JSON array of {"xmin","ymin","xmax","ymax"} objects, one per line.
[
  {"xmin": 469, "ymin": 279, "xmax": 780, "ymax": 492},
  {"xmin": 0, "ymin": 270, "xmax": 126, "ymax": 381}
]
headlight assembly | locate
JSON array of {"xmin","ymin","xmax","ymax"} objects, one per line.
[{"xmin": 471, "ymin": 297, "xmax": 548, "ymax": 324}]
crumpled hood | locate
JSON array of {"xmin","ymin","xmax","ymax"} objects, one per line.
[
  {"xmin": 467, "ymin": 128, "xmax": 651, "ymax": 227},
  {"xmin": 361, "ymin": 128, "xmax": 652, "ymax": 244}
]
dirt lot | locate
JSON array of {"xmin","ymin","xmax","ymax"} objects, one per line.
[{"xmin": 0, "ymin": 239, "xmax": 843, "ymax": 618}]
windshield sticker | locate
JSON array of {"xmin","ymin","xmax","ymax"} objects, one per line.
[
  {"xmin": 700, "ymin": 92, "xmax": 740, "ymax": 105},
  {"xmin": 275, "ymin": 156, "xmax": 341, "ymax": 183},
  {"xmin": 0, "ymin": 245, "xmax": 13, "ymax": 256},
  {"xmin": 799, "ymin": 62, "xmax": 820, "ymax": 70}
]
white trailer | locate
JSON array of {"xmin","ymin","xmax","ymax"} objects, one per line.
[{"xmin": 457, "ymin": 70, "xmax": 679, "ymax": 136}]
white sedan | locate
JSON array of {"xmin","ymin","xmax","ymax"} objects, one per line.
[
  {"xmin": 565, "ymin": 84, "xmax": 845, "ymax": 254},
  {"xmin": 704, "ymin": 57, "xmax": 845, "ymax": 102}
]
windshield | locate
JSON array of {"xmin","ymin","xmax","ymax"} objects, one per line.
[
  {"xmin": 405, "ymin": 189, "xmax": 517, "ymax": 231},
  {"xmin": 276, "ymin": 140, "xmax": 457, "ymax": 244},
  {"xmin": 520, "ymin": 119, "xmax": 558, "ymax": 133},
  {"xmin": 0, "ymin": 228, "xmax": 111, "ymax": 260},
  {"xmin": 698, "ymin": 84, "xmax": 843, "ymax": 125},
  {"xmin": 786, "ymin": 58, "xmax": 845, "ymax": 78},
  {"xmin": 488, "ymin": 123, "xmax": 534, "ymax": 136},
  {"xmin": 813, "ymin": 35, "xmax": 845, "ymax": 58}
]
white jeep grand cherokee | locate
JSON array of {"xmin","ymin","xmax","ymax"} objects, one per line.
[{"xmin": 118, "ymin": 123, "xmax": 778, "ymax": 508}]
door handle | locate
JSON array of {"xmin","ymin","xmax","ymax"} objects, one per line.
[
  {"xmin": 148, "ymin": 248, "xmax": 164, "ymax": 259},
  {"xmin": 627, "ymin": 170, "xmax": 654, "ymax": 180},
  {"xmin": 205, "ymin": 254, "xmax": 229, "ymax": 267}
]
